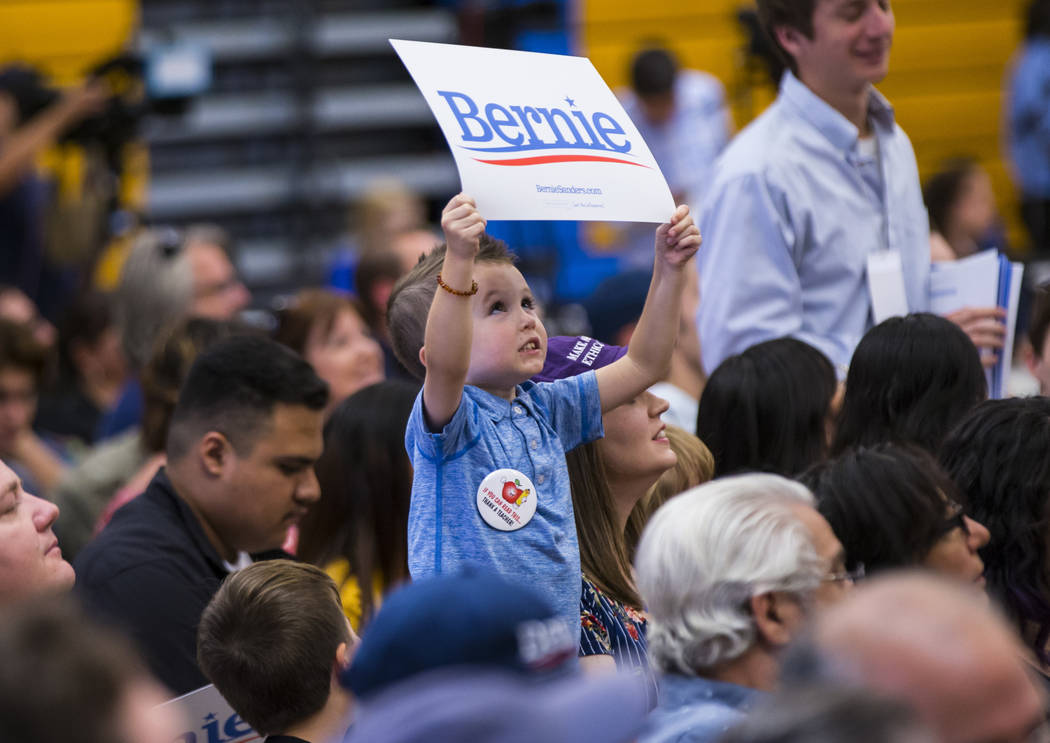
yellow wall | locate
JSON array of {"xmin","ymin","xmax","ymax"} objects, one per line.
[
  {"xmin": 0, "ymin": 0, "xmax": 137, "ymax": 84},
  {"xmin": 0, "ymin": 0, "xmax": 142, "ymax": 243},
  {"xmin": 581, "ymin": 0, "xmax": 1030, "ymax": 250}
]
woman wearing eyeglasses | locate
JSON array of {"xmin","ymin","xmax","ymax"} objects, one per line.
[{"xmin": 800, "ymin": 444, "xmax": 989, "ymax": 588}]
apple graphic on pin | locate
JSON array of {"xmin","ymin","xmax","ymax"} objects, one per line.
[{"xmin": 501, "ymin": 479, "xmax": 530, "ymax": 507}]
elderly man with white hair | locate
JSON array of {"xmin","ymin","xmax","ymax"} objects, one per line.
[{"xmin": 635, "ymin": 473, "xmax": 855, "ymax": 743}]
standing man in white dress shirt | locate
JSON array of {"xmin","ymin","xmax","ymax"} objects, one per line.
[{"xmin": 696, "ymin": 0, "xmax": 1003, "ymax": 375}]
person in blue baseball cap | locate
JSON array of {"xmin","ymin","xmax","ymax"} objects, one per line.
[
  {"xmin": 342, "ymin": 566, "xmax": 649, "ymax": 743},
  {"xmin": 342, "ymin": 566, "xmax": 576, "ymax": 700},
  {"xmin": 344, "ymin": 668, "xmax": 648, "ymax": 743}
]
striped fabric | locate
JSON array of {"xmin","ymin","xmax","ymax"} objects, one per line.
[{"xmin": 579, "ymin": 574, "xmax": 658, "ymax": 708}]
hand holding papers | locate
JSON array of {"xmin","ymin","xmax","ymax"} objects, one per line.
[
  {"xmin": 390, "ymin": 39, "xmax": 675, "ymax": 223},
  {"xmin": 930, "ymin": 251, "xmax": 1020, "ymax": 399}
]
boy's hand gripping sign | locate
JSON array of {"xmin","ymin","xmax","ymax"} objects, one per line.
[{"xmin": 391, "ymin": 39, "xmax": 675, "ymax": 223}]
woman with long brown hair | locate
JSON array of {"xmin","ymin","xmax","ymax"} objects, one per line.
[
  {"xmin": 538, "ymin": 336, "xmax": 684, "ymax": 707},
  {"xmin": 296, "ymin": 379, "xmax": 418, "ymax": 631}
]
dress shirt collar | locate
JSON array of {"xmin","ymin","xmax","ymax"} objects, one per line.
[{"xmin": 779, "ymin": 70, "xmax": 896, "ymax": 153}]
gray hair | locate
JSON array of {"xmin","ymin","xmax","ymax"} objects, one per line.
[
  {"xmin": 114, "ymin": 227, "xmax": 196, "ymax": 370},
  {"xmin": 635, "ymin": 474, "xmax": 824, "ymax": 676}
]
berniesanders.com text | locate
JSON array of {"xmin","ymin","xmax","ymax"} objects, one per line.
[{"xmin": 535, "ymin": 184, "xmax": 603, "ymax": 196}]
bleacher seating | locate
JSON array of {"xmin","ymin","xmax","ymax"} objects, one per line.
[{"xmin": 139, "ymin": 0, "xmax": 460, "ymax": 301}]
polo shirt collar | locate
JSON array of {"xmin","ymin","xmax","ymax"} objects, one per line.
[
  {"xmin": 465, "ymin": 383, "xmax": 536, "ymax": 423},
  {"xmin": 780, "ymin": 70, "xmax": 896, "ymax": 153},
  {"xmin": 153, "ymin": 467, "xmax": 228, "ymax": 573}
]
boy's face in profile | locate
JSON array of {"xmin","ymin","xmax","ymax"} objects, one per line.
[{"xmin": 466, "ymin": 262, "xmax": 548, "ymax": 400}]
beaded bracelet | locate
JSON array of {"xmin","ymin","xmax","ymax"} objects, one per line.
[{"xmin": 437, "ymin": 273, "xmax": 478, "ymax": 297}]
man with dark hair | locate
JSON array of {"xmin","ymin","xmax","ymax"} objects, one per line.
[
  {"xmin": 630, "ymin": 47, "xmax": 679, "ymax": 117},
  {"xmin": 198, "ymin": 560, "xmax": 355, "ymax": 743},
  {"xmin": 611, "ymin": 45, "xmax": 730, "ymax": 270},
  {"xmin": 754, "ymin": 0, "xmax": 819, "ymax": 74},
  {"xmin": 51, "ymin": 317, "xmax": 248, "ymax": 561},
  {"xmin": 75, "ymin": 335, "xmax": 328, "ymax": 696},
  {"xmin": 696, "ymin": 0, "xmax": 1002, "ymax": 375}
]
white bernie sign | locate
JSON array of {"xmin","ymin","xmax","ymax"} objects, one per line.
[
  {"xmin": 391, "ymin": 39, "xmax": 675, "ymax": 223},
  {"xmin": 159, "ymin": 683, "xmax": 258, "ymax": 743}
]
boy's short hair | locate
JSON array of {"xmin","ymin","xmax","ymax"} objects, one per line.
[
  {"xmin": 197, "ymin": 560, "xmax": 350, "ymax": 736},
  {"xmin": 387, "ymin": 234, "xmax": 515, "ymax": 380},
  {"xmin": 756, "ymin": 0, "xmax": 817, "ymax": 73}
]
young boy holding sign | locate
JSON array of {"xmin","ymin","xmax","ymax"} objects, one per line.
[{"xmin": 388, "ymin": 193, "xmax": 699, "ymax": 637}]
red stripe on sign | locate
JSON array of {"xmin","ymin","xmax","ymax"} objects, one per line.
[{"xmin": 473, "ymin": 154, "xmax": 649, "ymax": 167}]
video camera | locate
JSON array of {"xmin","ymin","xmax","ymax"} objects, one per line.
[{"xmin": 0, "ymin": 45, "xmax": 210, "ymax": 170}]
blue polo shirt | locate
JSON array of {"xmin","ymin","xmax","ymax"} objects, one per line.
[{"xmin": 406, "ymin": 372, "xmax": 603, "ymax": 637}]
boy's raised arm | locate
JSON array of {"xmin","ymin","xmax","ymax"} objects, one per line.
[
  {"xmin": 422, "ymin": 193, "xmax": 486, "ymax": 430},
  {"xmin": 596, "ymin": 205, "xmax": 701, "ymax": 413}
]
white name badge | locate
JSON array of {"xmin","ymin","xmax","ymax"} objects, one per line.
[
  {"xmin": 477, "ymin": 468, "xmax": 538, "ymax": 531},
  {"xmin": 866, "ymin": 250, "xmax": 909, "ymax": 324}
]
